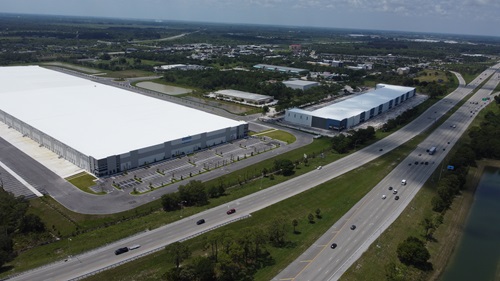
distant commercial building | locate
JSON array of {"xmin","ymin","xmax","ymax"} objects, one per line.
[
  {"xmin": 283, "ymin": 80, "xmax": 320, "ymax": 91},
  {"xmin": 397, "ymin": 67, "xmax": 411, "ymax": 75},
  {"xmin": 284, "ymin": 84, "xmax": 416, "ymax": 131},
  {"xmin": 331, "ymin": 60, "xmax": 344, "ymax": 67},
  {"xmin": 0, "ymin": 66, "xmax": 247, "ymax": 177},
  {"xmin": 289, "ymin": 44, "xmax": 302, "ymax": 54},
  {"xmin": 253, "ymin": 64, "xmax": 308, "ymax": 74},
  {"xmin": 154, "ymin": 64, "xmax": 206, "ymax": 71},
  {"xmin": 212, "ymin": 90, "xmax": 275, "ymax": 107}
]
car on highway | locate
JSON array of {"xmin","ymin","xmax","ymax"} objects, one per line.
[
  {"xmin": 114, "ymin": 247, "xmax": 129, "ymax": 255},
  {"xmin": 196, "ymin": 219, "xmax": 206, "ymax": 225},
  {"xmin": 317, "ymin": 166, "xmax": 322, "ymax": 170},
  {"xmin": 388, "ymin": 186, "xmax": 393, "ymax": 190},
  {"xmin": 382, "ymin": 195, "xmax": 387, "ymax": 199},
  {"xmin": 401, "ymin": 179, "xmax": 407, "ymax": 185},
  {"xmin": 350, "ymin": 225, "xmax": 356, "ymax": 230},
  {"xmin": 393, "ymin": 190, "xmax": 398, "ymax": 194},
  {"xmin": 395, "ymin": 196, "xmax": 400, "ymax": 200},
  {"xmin": 330, "ymin": 243, "xmax": 337, "ymax": 249},
  {"xmin": 226, "ymin": 208, "xmax": 236, "ymax": 215}
]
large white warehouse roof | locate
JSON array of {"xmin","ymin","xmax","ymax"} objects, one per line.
[
  {"xmin": 301, "ymin": 84, "xmax": 415, "ymax": 120},
  {"xmin": 0, "ymin": 66, "xmax": 245, "ymax": 159}
]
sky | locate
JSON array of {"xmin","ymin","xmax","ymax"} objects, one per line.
[{"xmin": 1, "ymin": 0, "xmax": 500, "ymax": 37}]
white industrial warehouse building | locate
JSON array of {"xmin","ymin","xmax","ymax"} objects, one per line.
[
  {"xmin": 284, "ymin": 84, "xmax": 416, "ymax": 131},
  {"xmin": 212, "ymin": 89, "xmax": 275, "ymax": 106},
  {"xmin": 0, "ymin": 66, "xmax": 248, "ymax": 176},
  {"xmin": 283, "ymin": 80, "xmax": 319, "ymax": 91}
]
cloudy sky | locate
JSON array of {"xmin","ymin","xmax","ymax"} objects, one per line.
[{"xmin": 1, "ymin": 0, "xmax": 499, "ymax": 37}]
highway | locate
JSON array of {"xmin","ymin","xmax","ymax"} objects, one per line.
[
  {"xmin": 273, "ymin": 65, "xmax": 500, "ymax": 281},
  {"xmin": 8, "ymin": 65, "xmax": 500, "ymax": 281}
]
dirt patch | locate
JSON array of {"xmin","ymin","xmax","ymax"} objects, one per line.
[{"xmin": 429, "ymin": 159, "xmax": 500, "ymax": 280}]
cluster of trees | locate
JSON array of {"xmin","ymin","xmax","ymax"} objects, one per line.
[
  {"xmin": 161, "ymin": 159, "xmax": 300, "ymax": 213},
  {"xmin": 331, "ymin": 126, "xmax": 376, "ymax": 154},
  {"xmin": 469, "ymin": 110, "xmax": 500, "ymax": 159},
  {"xmin": 0, "ymin": 188, "xmax": 46, "ymax": 268},
  {"xmin": 161, "ymin": 180, "xmax": 223, "ymax": 212},
  {"xmin": 163, "ymin": 224, "xmax": 283, "ymax": 281},
  {"xmin": 164, "ymin": 68, "xmax": 342, "ymax": 112},
  {"xmin": 396, "ymin": 236, "xmax": 432, "ymax": 271}
]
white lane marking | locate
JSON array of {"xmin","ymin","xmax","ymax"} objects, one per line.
[{"xmin": 0, "ymin": 160, "xmax": 43, "ymax": 197}]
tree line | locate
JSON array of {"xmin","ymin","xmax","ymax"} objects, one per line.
[{"xmin": 0, "ymin": 188, "xmax": 46, "ymax": 269}]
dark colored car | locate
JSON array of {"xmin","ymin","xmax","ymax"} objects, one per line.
[
  {"xmin": 196, "ymin": 219, "xmax": 206, "ymax": 225},
  {"xmin": 388, "ymin": 186, "xmax": 393, "ymax": 190},
  {"xmin": 330, "ymin": 243, "xmax": 337, "ymax": 249},
  {"xmin": 350, "ymin": 225, "xmax": 356, "ymax": 230},
  {"xmin": 226, "ymin": 208, "xmax": 236, "ymax": 215},
  {"xmin": 115, "ymin": 247, "xmax": 129, "ymax": 255},
  {"xmin": 395, "ymin": 196, "xmax": 400, "ymax": 200}
]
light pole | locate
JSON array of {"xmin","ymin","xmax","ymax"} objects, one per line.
[{"xmin": 67, "ymin": 238, "xmax": 72, "ymax": 259}]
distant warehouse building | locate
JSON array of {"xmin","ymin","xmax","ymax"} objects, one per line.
[
  {"xmin": 211, "ymin": 89, "xmax": 275, "ymax": 107},
  {"xmin": 0, "ymin": 66, "xmax": 247, "ymax": 177},
  {"xmin": 253, "ymin": 64, "xmax": 308, "ymax": 74},
  {"xmin": 283, "ymin": 80, "xmax": 320, "ymax": 91},
  {"xmin": 284, "ymin": 84, "xmax": 415, "ymax": 131}
]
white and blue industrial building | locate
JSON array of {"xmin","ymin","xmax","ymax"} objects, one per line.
[{"xmin": 284, "ymin": 84, "xmax": 416, "ymax": 131}]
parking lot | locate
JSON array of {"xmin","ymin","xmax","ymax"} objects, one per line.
[{"xmin": 90, "ymin": 136, "xmax": 283, "ymax": 194}]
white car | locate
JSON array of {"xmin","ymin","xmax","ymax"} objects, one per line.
[
  {"xmin": 317, "ymin": 166, "xmax": 322, "ymax": 170},
  {"xmin": 382, "ymin": 195, "xmax": 387, "ymax": 199},
  {"xmin": 401, "ymin": 179, "xmax": 407, "ymax": 185}
]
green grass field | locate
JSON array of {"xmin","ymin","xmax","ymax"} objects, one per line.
[
  {"xmin": 416, "ymin": 70, "xmax": 450, "ymax": 83},
  {"xmin": 66, "ymin": 172, "xmax": 101, "ymax": 194},
  {"xmin": 253, "ymin": 129, "xmax": 297, "ymax": 144}
]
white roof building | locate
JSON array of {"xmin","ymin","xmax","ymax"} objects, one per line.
[
  {"xmin": 284, "ymin": 84, "xmax": 416, "ymax": 131},
  {"xmin": 283, "ymin": 80, "xmax": 320, "ymax": 91},
  {"xmin": 0, "ymin": 66, "xmax": 247, "ymax": 175}
]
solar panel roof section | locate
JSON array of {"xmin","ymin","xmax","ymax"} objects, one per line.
[
  {"xmin": 310, "ymin": 84, "xmax": 414, "ymax": 120},
  {"xmin": 0, "ymin": 66, "xmax": 246, "ymax": 159}
]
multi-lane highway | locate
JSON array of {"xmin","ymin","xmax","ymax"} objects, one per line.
[
  {"xmin": 273, "ymin": 65, "xmax": 500, "ymax": 281},
  {"xmin": 8, "ymin": 65, "xmax": 500, "ymax": 281}
]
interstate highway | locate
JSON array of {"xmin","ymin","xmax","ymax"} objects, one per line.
[
  {"xmin": 8, "ymin": 64, "xmax": 500, "ymax": 281},
  {"xmin": 273, "ymin": 65, "xmax": 500, "ymax": 281}
]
